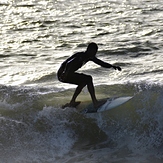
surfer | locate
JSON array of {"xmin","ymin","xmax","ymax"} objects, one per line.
[{"xmin": 57, "ymin": 42, "xmax": 121, "ymax": 109}]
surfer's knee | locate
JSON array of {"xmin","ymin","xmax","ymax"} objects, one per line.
[
  {"xmin": 79, "ymin": 74, "xmax": 93, "ymax": 87},
  {"xmin": 86, "ymin": 75, "xmax": 93, "ymax": 84}
]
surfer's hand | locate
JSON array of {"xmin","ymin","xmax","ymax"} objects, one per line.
[
  {"xmin": 117, "ymin": 66, "xmax": 121, "ymax": 71},
  {"xmin": 113, "ymin": 66, "xmax": 121, "ymax": 71}
]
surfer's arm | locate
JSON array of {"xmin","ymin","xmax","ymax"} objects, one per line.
[{"xmin": 92, "ymin": 57, "xmax": 121, "ymax": 71}]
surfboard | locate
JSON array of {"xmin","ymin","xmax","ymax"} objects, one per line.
[{"xmin": 79, "ymin": 96, "xmax": 132, "ymax": 113}]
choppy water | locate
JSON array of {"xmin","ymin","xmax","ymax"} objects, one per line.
[{"xmin": 0, "ymin": 0, "xmax": 163, "ymax": 162}]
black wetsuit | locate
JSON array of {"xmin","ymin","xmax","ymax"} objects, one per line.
[{"xmin": 57, "ymin": 52, "xmax": 113, "ymax": 85}]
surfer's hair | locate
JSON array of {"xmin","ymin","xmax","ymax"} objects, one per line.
[{"xmin": 87, "ymin": 42, "xmax": 98, "ymax": 51}]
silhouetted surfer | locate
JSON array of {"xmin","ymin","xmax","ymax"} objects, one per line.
[{"xmin": 57, "ymin": 42, "xmax": 121, "ymax": 110}]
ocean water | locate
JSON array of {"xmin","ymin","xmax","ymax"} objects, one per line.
[{"xmin": 0, "ymin": 0, "xmax": 163, "ymax": 162}]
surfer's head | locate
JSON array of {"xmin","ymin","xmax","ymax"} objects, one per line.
[{"xmin": 86, "ymin": 42, "xmax": 98, "ymax": 58}]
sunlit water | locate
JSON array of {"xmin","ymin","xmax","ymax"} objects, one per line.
[
  {"xmin": 1, "ymin": 0, "xmax": 163, "ymax": 87},
  {"xmin": 1, "ymin": 0, "xmax": 163, "ymax": 162}
]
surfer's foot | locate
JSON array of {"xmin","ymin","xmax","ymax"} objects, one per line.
[
  {"xmin": 69, "ymin": 101, "xmax": 81, "ymax": 107},
  {"xmin": 91, "ymin": 100, "xmax": 106, "ymax": 112},
  {"xmin": 62, "ymin": 101, "xmax": 81, "ymax": 108},
  {"xmin": 93, "ymin": 100, "xmax": 107, "ymax": 110}
]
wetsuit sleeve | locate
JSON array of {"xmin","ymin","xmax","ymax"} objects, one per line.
[{"xmin": 91, "ymin": 57, "xmax": 113, "ymax": 68}]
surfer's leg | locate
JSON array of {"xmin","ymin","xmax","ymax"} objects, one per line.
[
  {"xmin": 70, "ymin": 76, "xmax": 99, "ymax": 107},
  {"xmin": 63, "ymin": 73, "xmax": 99, "ymax": 107},
  {"xmin": 86, "ymin": 75, "xmax": 106, "ymax": 109},
  {"xmin": 69, "ymin": 84, "xmax": 85, "ymax": 106},
  {"xmin": 86, "ymin": 76, "xmax": 99, "ymax": 107},
  {"xmin": 69, "ymin": 75, "xmax": 98, "ymax": 107},
  {"xmin": 62, "ymin": 73, "xmax": 87, "ymax": 106}
]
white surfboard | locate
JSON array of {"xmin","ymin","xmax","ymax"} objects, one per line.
[
  {"xmin": 80, "ymin": 96, "xmax": 132, "ymax": 113},
  {"xmin": 97, "ymin": 96, "xmax": 132, "ymax": 112}
]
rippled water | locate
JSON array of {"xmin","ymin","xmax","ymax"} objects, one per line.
[
  {"xmin": 0, "ymin": 0, "xmax": 163, "ymax": 86},
  {"xmin": 1, "ymin": 0, "xmax": 163, "ymax": 162}
]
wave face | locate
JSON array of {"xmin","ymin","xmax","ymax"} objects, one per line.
[
  {"xmin": 1, "ymin": 83, "xmax": 163, "ymax": 162},
  {"xmin": 1, "ymin": 0, "xmax": 163, "ymax": 162}
]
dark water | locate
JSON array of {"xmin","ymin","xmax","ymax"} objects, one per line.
[
  {"xmin": 1, "ymin": 0, "xmax": 163, "ymax": 162},
  {"xmin": 1, "ymin": 84, "xmax": 163, "ymax": 162}
]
